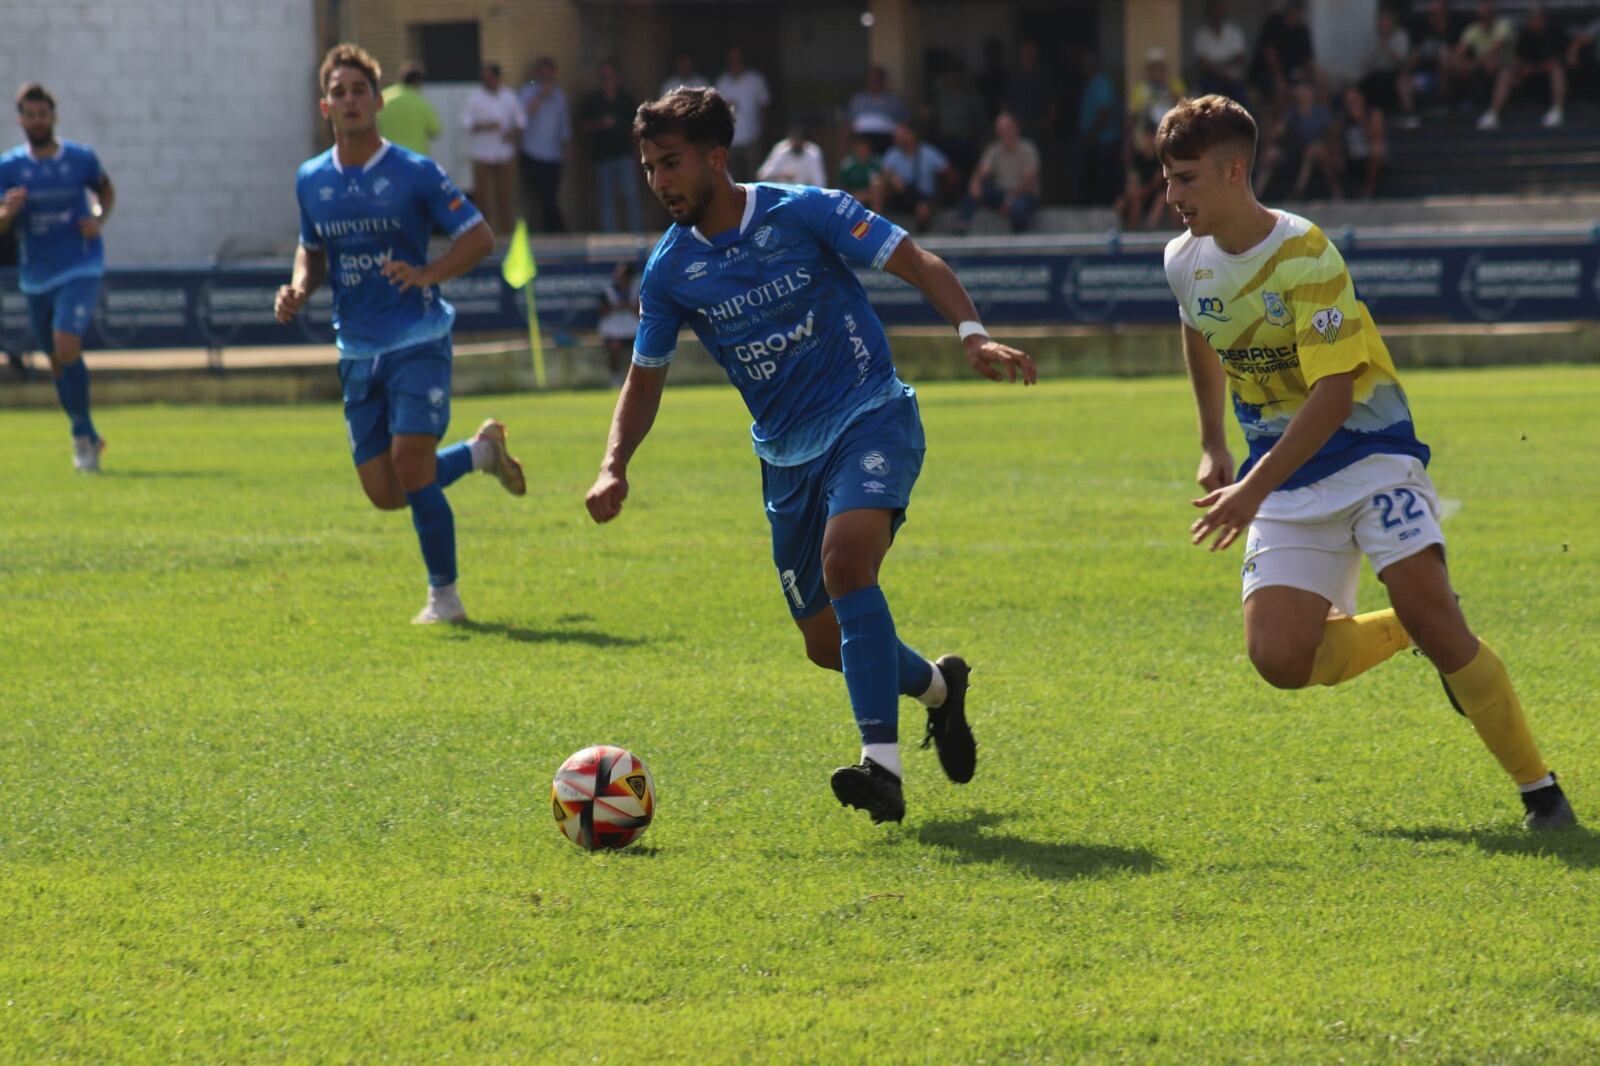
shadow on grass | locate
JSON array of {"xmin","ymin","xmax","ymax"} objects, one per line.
[
  {"xmin": 449, "ymin": 621, "xmax": 648, "ymax": 648},
  {"xmin": 1368, "ymin": 825, "xmax": 1600, "ymax": 868},
  {"xmin": 916, "ymin": 811, "xmax": 1164, "ymax": 882}
]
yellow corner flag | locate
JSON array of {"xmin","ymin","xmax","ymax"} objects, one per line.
[{"xmin": 501, "ymin": 218, "xmax": 546, "ymax": 388}]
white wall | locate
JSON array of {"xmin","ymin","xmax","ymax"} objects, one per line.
[{"xmin": 1, "ymin": 0, "xmax": 318, "ymax": 264}]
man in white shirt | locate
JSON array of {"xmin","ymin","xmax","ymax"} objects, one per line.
[
  {"xmin": 460, "ymin": 62, "xmax": 523, "ymax": 237},
  {"xmin": 1194, "ymin": 0, "xmax": 1249, "ymax": 101},
  {"xmin": 756, "ymin": 125, "xmax": 826, "ymax": 186},
  {"xmin": 715, "ymin": 45, "xmax": 771, "ymax": 179}
]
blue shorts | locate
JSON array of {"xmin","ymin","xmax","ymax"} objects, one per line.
[
  {"xmin": 26, "ymin": 276, "xmax": 101, "ymax": 352},
  {"xmin": 761, "ymin": 390, "xmax": 926, "ymax": 620},
  {"xmin": 339, "ymin": 337, "xmax": 453, "ymax": 466}
]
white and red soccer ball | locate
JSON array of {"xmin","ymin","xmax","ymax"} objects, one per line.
[{"xmin": 551, "ymin": 745, "xmax": 656, "ymax": 850}]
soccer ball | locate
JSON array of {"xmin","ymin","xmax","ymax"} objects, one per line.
[{"xmin": 551, "ymin": 745, "xmax": 656, "ymax": 850}]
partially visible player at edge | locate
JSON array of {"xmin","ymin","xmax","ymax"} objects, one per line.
[
  {"xmin": 0, "ymin": 83, "xmax": 113, "ymax": 472},
  {"xmin": 585, "ymin": 88, "xmax": 1037, "ymax": 825},
  {"xmin": 275, "ymin": 45, "xmax": 526, "ymax": 625},
  {"xmin": 1158, "ymin": 94, "xmax": 1575, "ymax": 830}
]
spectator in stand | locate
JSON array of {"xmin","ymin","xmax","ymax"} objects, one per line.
[
  {"xmin": 598, "ymin": 260, "xmax": 641, "ymax": 388},
  {"xmin": 1194, "ymin": 1, "xmax": 1250, "ymax": 102},
  {"xmin": 1362, "ymin": 7, "xmax": 1418, "ymax": 127},
  {"xmin": 582, "ymin": 61, "xmax": 641, "ymax": 233},
  {"xmin": 379, "ymin": 62, "xmax": 440, "ymax": 156},
  {"xmin": 1565, "ymin": 16, "xmax": 1600, "ymax": 93},
  {"xmin": 1453, "ymin": 1, "xmax": 1512, "ymax": 112},
  {"xmin": 659, "ymin": 53, "xmax": 709, "ymax": 98},
  {"xmin": 460, "ymin": 62, "xmax": 523, "ymax": 238},
  {"xmin": 757, "ymin": 124, "xmax": 827, "ymax": 186},
  {"xmin": 1411, "ymin": 0, "xmax": 1458, "ymax": 112},
  {"xmin": 1338, "ymin": 84, "xmax": 1386, "ymax": 198},
  {"xmin": 716, "ymin": 46, "xmax": 771, "ymax": 179},
  {"xmin": 1078, "ymin": 48, "xmax": 1122, "ymax": 205},
  {"xmin": 1130, "ymin": 46, "xmax": 1186, "ymax": 131},
  {"xmin": 957, "ymin": 111, "xmax": 1039, "ymax": 234},
  {"xmin": 1480, "ymin": 4, "xmax": 1566, "ymax": 129},
  {"xmin": 1285, "ymin": 77, "xmax": 1340, "ymax": 199},
  {"xmin": 1005, "ymin": 41, "xmax": 1057, "ymax": 147},
  {"xmin": 845, "ymin": 65, "xmax": 910, "ymax": 155},
  {"xmin": 929, "ymin": 59, "xmax": 986, "ymax": 182},
  {"xmin": 519, "ymin": 57, "xmax": 570, "ymax": 234},
  {"xmin": 873, "ymin": 122, "xmax": 953, "ymax": 233},
  {"xmin": 836, "ymin": 133, "xmax": 882, "ymax": 198},
  {"xmin": 1251, "ymin": 1, "xmax": 1318, "ymax": 116},
  {"xmin": 1116, "ymin": 120, "xmax": 1166, "ymax": 230}
]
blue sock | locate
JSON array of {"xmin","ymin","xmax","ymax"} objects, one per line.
[
  {"xmin": 897, "ymin": 642, "xmax": 933, "ymax": 698},
  {"xmin": 833, "ymin": 585, "xmax": 900, "ymax": 746},
  {"xmin": 436, "ymin": 442, "xmax": 473, "ymax": 489},
  {"xmin": 406, "ymin": 483, "xmax": 458, "ymax": 587},
  {"xmin": 54, "ymin": 359, "xmax": 98, "ymax": 442}
]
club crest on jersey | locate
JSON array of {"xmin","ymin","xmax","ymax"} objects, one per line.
[
  {"xmin": 1196, "ymin": 296, "xmax": 1230, "ymax": 322},
  {"xmin": 685, "ymin": 260, "xmax": 708, "ymax": 280},
  {"xmin": 860, "ymin": 451, "xmax": 889, "ymax": 475},
  {"xmin": 752, "ymin": 224, "xmax": 776, "ymax": 249},
  {"xmin": 372, "ymin": 176, "xmax": 392, "ymax": 198},
  {"xmin": 1311, "ymin": 306, "xmax": 1344, "ymax": 343},
  {"xmin": 1263, "ymin": 291, "xmax": 1290, "ymax": 326}
]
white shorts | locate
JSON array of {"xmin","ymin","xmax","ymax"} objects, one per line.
[{"xmin": 1241, "ymin": 453, "xmax": 1445, "ymax": 617}]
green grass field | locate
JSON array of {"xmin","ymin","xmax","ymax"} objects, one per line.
[{"xmin": 4, "ymin": 366, "xmax": 1599, "ymax": 1062}]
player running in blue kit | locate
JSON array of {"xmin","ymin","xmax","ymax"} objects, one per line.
[
  {"xmin": 585, "ymin": 88, "xmax": 1037, "ymax": 824},
  {"xmin": 0, "ymin": 83, "xmax": 114, "ymax": 472},
  {"xmin": 275, "ymin": 45, "xmax": 526, "ymax": 625}
]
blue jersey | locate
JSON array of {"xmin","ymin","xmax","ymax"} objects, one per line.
[
  {"xmin": 0, "ymin": 141, "xmax": 106, "ymax": 295},
  {"xmin": 295, "ymin": 141, "xmax": 483, "ymax": 359},
  {"xmin": 633, "ymin": 183, "xmax": 910, "ymax": 466}
]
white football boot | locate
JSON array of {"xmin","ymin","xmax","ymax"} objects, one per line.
[
  {"xmin": 72, "ymin": 436, "xmax": 105, "ymax": 474},
  {"xmin": 412, "ymin": 583, "xmax": 468, "ymax": 625}
]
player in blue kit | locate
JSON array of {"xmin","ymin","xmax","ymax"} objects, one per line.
[
  {"xmin": 0, "ymin": 83, "xmax": 115, "ymax": 472},
  {"xmin": 275, "ymin": 45, "xmax": 526, "ymax": 624},
  {"xmin": 585, "ymin": 88, "xmax": 1037, "ymax": 824}
]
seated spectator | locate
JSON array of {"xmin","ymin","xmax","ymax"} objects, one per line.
[
  {"xmin": 598, "ymin": 261, "xmax": 641, "ymax": 389},
  {"xmin": 1285, "ymin": 78, "xmax": 1340, "ymax": 199},
  {"xmin": 1194, "ymin": 1, "xmax": 1250, "ymax": 102},
  {"xmin": 1453, "ymin": 1, "xmax": 1512, "ymax": 109},
  {"xmin": 845, "ymin": 65, "xmax": 909, "ymax": 155},
  {"xmin": 1004, "ymin": 41, "xmax": 1057, "ymax": 146},
  {"xmin": 1362, "ymin": 6, "xmax": 1418, "ymax": 127},
  {"xmin": 1251, "ymin": 0, "xmax": 1319, "ymax": 115},
  {"xmin": 1078, "ymin": 48, "xmax": 1122, "ymax": 206},
  {"xmin": 1410, "ymin": 0, "xmax": 1458, "ymax": 113},
  {"xmin": 1115, "ymin": 121, "xmax": 1167, "ymax": 230},
  {"xmin": 929, "ymin": 59, "xmax": 985, "ymax": 182},
  {"xmin": 1130, "ymin": 46, "xmax": 1186, "ymax": 131},
  {"xmin": 958, "ymin": 111, "xmax": 1040, "ymax": 233},
  {"xmin": 873, "ymin": 122, "xmax": 953, "ymax": 233},
  {"xmin": 837, "ymin": 134, "xmax": 883, "ymax": 198},
  {"xmin": 757, "ymin": 125, "xmax": 827, "ymax": 186},
  {"xmin": 1566, "ymin": 15, "xmax": 1600, "ymax": 78},
  {"xmin": 1338, "ymin": 85, "xmax": 1386, "ymax": 199},
  {"xmin": 1480, "ymin": 4, "xmax": 1566, "ymax": 129},
  {"xmin": 659, "ymin": 53, "xmax": 708, "ymax": 97}
]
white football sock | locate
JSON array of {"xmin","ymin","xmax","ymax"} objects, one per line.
[
  {"xmin": 429, "ymin": 581, "xmax": 460, "ymax": 604},
  {"xmin": 862, "ymin": 743, "xmax": 901, "ymax": 779},
  {"xmin": 918, "ymin": 660, "xmax": 948, "ymax": 708},
  {"xmin": 1519, "ymin": 773, "xmax": 1556, "ymax": 794},
  {"xmin": 468, "ymin": 437, "xmax": 494, "ymax": 471}
]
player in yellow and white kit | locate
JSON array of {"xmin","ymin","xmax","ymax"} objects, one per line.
[{"xmin": 1156, "ymin": 95, "xmax": 1575, "ymax": 830}]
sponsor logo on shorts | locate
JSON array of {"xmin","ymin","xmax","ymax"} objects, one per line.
[
  {"xmin": 428, "ymin": 387, "xmax": 445, "ymax": 407},
  {"xmin": 1242, "ymin": 561, "xmax": 1258, "ymax": 576},
  {"xmin": 860, "ymin": 451, "xmax": 888, "ymax": 475},
  {"xmin": 779, "ymin": 568, "xmax": 805, "ymax": 610}
]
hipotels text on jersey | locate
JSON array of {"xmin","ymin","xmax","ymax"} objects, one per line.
[
  {"xmin": 313, "ymin": 216, "xmax": 404, "ymax": 240},
  {"xmin": 695, "ymin": 267, "xmax": 812, "ymax": 325}
]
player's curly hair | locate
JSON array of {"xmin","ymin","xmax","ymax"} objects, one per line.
[
  {"xmin": 1155, "ymin": 95, "xmax": 1257, "ymax": 171},
  {"xmin": 633, "ymin": 87, "xmax": 735, "ymax": 150},
  {"xmin": 15, "ymin": 82, "xmax": 55, "ymax": 112},
  {"xmin": 319, "ymin": 43, "xmax": 382, "ymax": 95}
]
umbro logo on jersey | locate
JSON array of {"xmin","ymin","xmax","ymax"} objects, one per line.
[
  {"xmin": 685, "ymin": 260, "xmax": 708, "ymax": 279},
  {"xmin": 319, "ymin": 186, "xmax": 336, "ymax": 201}
]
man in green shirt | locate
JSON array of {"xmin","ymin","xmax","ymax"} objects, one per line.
[{"xmin": 379, "ymin": 62, "xmax": 441, "ymax": 156}]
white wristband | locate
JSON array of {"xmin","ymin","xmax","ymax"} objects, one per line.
[{"xmin": 957, "ymin": 320, "xmax": 988, "ymax": 341}]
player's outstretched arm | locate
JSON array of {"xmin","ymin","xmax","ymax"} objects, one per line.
[
  {"xmin": 586, "ymin": 364, "xmax": 669, "ymax": 524},
  {"xmin": 275, "ymin": 244, "xmax": 327, "ymax": 323},
  {"xmin": 1190, "ymin": 372, "xmax": 1354, "ymax": 551},
  {"xmin": 882, "ymin": 238, "xmax": 1038, "ymax": 385},
  {"xmin": 381, "ymin": 220, "xmax": 494, "ymax": 293},
  {"xmin": 1181, "ymin": 325, "xmax": 1234, "ymax": 491}
]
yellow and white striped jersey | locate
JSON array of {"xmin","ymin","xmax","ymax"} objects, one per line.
[{"xmin": 1163, "ymin": 210, "xmax": 1429, "ymax": 489}]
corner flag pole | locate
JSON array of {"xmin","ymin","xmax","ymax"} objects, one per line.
[
  {"xmin": 501, "ymin": 218, "xmax": 546, "ymax": 389},
  {"xmin": 524, "ymin": 284, "xmax": 546, "ymax": 389}
]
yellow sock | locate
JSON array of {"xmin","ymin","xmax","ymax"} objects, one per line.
[
  {"xmin": 1443, "ymin": 639, "xmax": 1550, "ymax": 786},
  {"xmin": 1309, "ymin": 609, "xmax": 1412, "ymax": 687}
]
